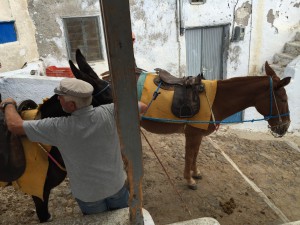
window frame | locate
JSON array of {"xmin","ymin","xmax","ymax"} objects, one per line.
[
  {"xmin": 0, "ymin": 21, "xmax": 17, "ymax": 44},
  {"xmin": 62, "ymin": 15, "xmax": 104, "ymax": 62}
]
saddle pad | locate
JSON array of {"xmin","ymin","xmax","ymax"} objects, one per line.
[
  {"xmin": 0, "ymin": 109, "xmax": 50, "ymax": 200},
  {"xmin": 139, "ymin": 73, "xmax": 217, "ymax": 130}
]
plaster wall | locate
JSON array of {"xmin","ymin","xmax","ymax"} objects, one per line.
[
  {"xmin": 27, "ymin": 0, "xmax": 108, "ymax": 75},
  {"xmin": 249, "ymin": 0, "xmax": 300, "ymax": 74},
  {"xmin": 22, "ymin": 0, "xmax": 300, "ymax": 77},
  {"xmin": 0, "ymin": 0, "xmax": 39, "ymax": 72}
]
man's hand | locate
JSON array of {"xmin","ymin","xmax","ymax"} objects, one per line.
[
  {"xmin": 1, "ymin": 98, "xmax": 25, "ymax": 136},
  {"xmin": 0, "ymin": 98, "xmax": 17, "ymax": 112},
  {"xmin": 138, "ymin": 102, "xmax": 148, "ymax": 114}
]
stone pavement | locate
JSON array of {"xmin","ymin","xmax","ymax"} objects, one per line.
[{"xmin": 46, "ymin": 207, "xmax": 220, "ymax": 225}]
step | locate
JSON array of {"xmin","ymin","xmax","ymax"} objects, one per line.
[
  {"xmin": 45, "ymin": 207, "xmax": 220, "ymax": 225},
  {"xmin": 283, "ymin": 41, "xmax": 300, "ymax": 57},
  {"xmin": 273, "ymin": 53, "xmax": 294, "ymax": 66},
  {"xmin": 46, "ymin": 208, "xmax": 155, "ymax": 225},
  {"xmin": 167, "ymin": 217, "xmax": 220, "ymax": 225}
]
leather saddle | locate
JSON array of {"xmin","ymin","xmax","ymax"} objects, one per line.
[
  {"xmin": 0, "ymin": 98, "xmax": 38, "ymax": 182},
  {"xmin": 153, "ymin": 68, "xmax": 205, "ymax": 118}
]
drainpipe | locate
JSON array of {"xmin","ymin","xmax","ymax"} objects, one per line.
[
  {"xmin": 178, "ymin": 0, "xmax": 184, "ymax": 36},
  {"xmin": 176, "ymin": 0, "xmax": 184, "ymax": 77}
]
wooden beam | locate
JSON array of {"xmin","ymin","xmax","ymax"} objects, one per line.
[{"xmin": 99, "ymin": 1, "xmax": 144, "ymax": 224}]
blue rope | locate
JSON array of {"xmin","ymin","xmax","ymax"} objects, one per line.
[
  {"xmin": 141, "ymin": 76, "xmax": 290, "ymax": 125},
  {"xmin": 143, "ymin": 82, "xmax": 162, "ymax": 115},
  {"xmin": 141, "ymin": 113, "xmax": 290, "ymax": 124}
]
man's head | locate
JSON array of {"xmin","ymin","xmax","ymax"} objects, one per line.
[{"xmin": 54, "ymin": 78, "xmax": 94, "ymax": 113}]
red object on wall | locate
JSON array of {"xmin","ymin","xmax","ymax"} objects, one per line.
[{"xmin": 46, "ymin": 66, "xmax": 74, "ymax": 78}]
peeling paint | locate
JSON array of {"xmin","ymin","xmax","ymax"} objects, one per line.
[
  {"xmin": 266, "ymin": 9, "xmax": 279, "ymax": 33},
  {"xmin": 235, "ymin": 1, "xmax": 252, "ymax": 26},
  {"xmin": 267, "ymin": 9, "xmax": 275, "ymax": 25},
  {"xmin": 229, "ymin": 46, "xmax": 241, "ymax": 71},
  {"xmin": 294, "ymin": 2, "xmax": 300, "ymax": 8}
]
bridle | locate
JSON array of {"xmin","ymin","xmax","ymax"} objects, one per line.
[
  {"xmin": 92, "ymin": 81, "xmax": 111, "ymax": 106},
  {"xmin": 93, "ymin": 82, "xmax": 110, "ymax": 98},
  {"xmin": 265, "ymin": 77, "xmax": 290, "ymax": 137}
]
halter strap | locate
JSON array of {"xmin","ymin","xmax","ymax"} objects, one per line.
[
  {"xmin": 264, "ymin": 76, "xmax": 289, "ymax": 121},
  {"xmin": 93, "ymin": 83, "xmax": 110, "ymax": 97}
]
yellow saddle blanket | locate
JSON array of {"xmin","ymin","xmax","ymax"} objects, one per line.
[
  {"xmin": 0, "ymin": 108, "xmax": 50, "ymax": 200},
  {"xmin": 139, "ymin": 73, "xmax": 217, "ymax": 130}
]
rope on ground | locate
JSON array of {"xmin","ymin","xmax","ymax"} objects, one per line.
[{"xmin": 140, "ymin": 129, "xmax": 192, "ymax": 216}]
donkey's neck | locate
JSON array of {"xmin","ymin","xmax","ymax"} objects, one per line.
[{"xmin": 212, "ymin": 76, "xmax": 270, "ymax": 121}]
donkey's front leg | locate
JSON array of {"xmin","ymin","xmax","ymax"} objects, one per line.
[{"xmin": 184, "ymin": 126, "xmax": 203, "ymax": 190}]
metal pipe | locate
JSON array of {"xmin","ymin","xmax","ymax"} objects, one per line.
[{"xmin": 178, "ymin": 0, "xmax": 184, "ymax": 36}]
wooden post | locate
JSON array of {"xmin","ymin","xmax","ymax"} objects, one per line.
[{"xmin": 99, "ymin": 1, "xmax": 144, "ymax": 224}]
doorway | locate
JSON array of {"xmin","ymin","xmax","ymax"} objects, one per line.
[{"xmin": 185, "ymin": 25, "xmax": 242, "ymax": 123}]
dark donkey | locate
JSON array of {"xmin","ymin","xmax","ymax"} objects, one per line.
[{"xmin": 0, "ymin": 49, "xmax": 113, "ymax": 222}]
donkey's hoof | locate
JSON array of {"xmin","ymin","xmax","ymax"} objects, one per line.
[
  {"xmin": 192, "ymin": 175, "xmax": 202, "ymax": 180},
  {"xmin": 188, "ymin": 184, "xmax": 198, "ymax": 190},
  {"xmin": 47, "ymin": 215, "xmax": 53, "ymax": 222}
]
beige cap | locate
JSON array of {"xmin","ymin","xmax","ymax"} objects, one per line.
[{"xmin": 54, "ymin": 78, "xmax": 93, "ymax": 98}]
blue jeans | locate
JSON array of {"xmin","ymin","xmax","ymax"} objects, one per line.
[{"xmin": 75, "ymin": 184, "xmax": 129, "ymax": 215}]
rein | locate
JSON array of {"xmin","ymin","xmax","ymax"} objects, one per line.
[{"xmin": 141, "ymin": 76, "xmax": 290, "ymax": 125}]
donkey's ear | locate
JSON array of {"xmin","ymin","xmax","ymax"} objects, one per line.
[
  {"xmin": 69, "ymin": 60, "xmax": 83, "ymax": 80},
  {"xmin": 75, "ymin": 49, "xmax": 87, "ymax": 71},
  {"xmin": 265, "ymin": 61, "xmax": 277, "ymax": 78},
  {"xmin": 275, "ymin": 77, "xmax": 291, "ymax": 90},
  {"xmin": 76, "ymin": 49, "xmax": 99, "ymax": 79}
]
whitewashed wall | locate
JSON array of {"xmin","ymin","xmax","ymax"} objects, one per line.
[{"xmin": 249, "ymin": 0, "xmax": 300, "ymax": 74}]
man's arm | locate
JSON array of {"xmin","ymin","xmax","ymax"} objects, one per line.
[
  {"xmin": 1, "ymin": 98, "xmax": 26, "ymax": 136},
  {"xmin": 138, "ymin": 101, "xmax": 147, "ymax": 114}
]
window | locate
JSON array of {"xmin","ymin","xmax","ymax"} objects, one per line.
[
  {"xmin": 190, "ymin": 0, "xmax": 206, "ymax": 4},
  {"xmin": 63, "ymin": 16, "xmax": 104, "ymax": 62},
  {"xmin": 0, "ymin": 21, "xmax": 17, "ymax": 44}
]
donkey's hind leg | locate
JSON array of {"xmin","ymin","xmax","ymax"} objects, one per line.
[
  {"xmin": 32, "ymin": 190, "xmax": 51, "ymax": 223},
  {"xmin": 184, "ymin": 125, "xmax": 203, "ymax": 190}
]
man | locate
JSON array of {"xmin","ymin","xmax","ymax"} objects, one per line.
[{"xmin": 1, "ymin": 78, "xmax": 147, "ymax": 215}]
